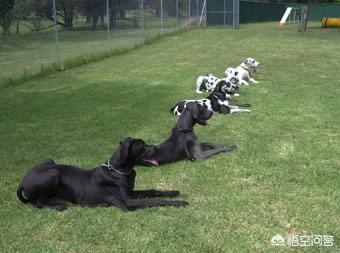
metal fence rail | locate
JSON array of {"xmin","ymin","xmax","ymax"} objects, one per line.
[
  {"xmin": 206, "ymin": 0, "xmax": 239, "ymax": 28},
  {"xmin": 0, "ymin": 0, "xmax": 208, "ymax": 84}
]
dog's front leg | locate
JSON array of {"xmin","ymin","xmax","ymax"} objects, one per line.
[
  {"xmin": 241, "ymin": 80, "xmax": 249, "ymax": 86},
  {"xmin": 125, "ymin": 198, "xmax": 188, "ymax": 211},
  {"xmin": 230, "ymin": 108, "xmax": 251, "ymax": 114},
  {"xmin": 249, "ymin": 78, "xmax": 258, "ymax": 83},
  {"xmin": 187, "ymin": 142, "xmax": 236, "ymax": 160},
  {"xmin": 200, "ymin": 142, "xmax": 220, "ymax": 150},
  {"xmin": 131, "ymin": 190, "xmax": 180, "ymax": 198},
  {"xmin": 194, "ymin": 145, "xmax": 236, "ymax": 160}
]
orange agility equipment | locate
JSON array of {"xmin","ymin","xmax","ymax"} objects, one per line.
[{"xmin": 322, "ymin": 17, "xmax": 340, "ymax": 28}]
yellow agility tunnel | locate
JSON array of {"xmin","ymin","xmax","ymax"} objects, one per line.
[{"xmin": 322, "ymin": 17, "xmax": 340, "ymax": 28}]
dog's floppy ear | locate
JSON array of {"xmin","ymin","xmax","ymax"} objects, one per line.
[
  {"xmin": 117, "ymin": 138, "xmax": 132, "ymax": 164},
  {"xmin": 217, "ymin": 80, "xmax": 228, "ymax": 92},
  {"xmin": 189, "ymin": 102, "xmax": 200, "ymax": 119},
  {"xmin": 215, "ymin": 81, "xmax": 222, "ymax": 92}
]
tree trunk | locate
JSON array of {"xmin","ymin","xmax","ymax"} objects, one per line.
[
  {"xmin": 62, "ymin": 0, "xmax": 73, "ymax": 29},
  {"xmin": 119, "ymin": 9, "xmax": 125, "ymax": 19},
  {"xmin": 110, "ymin": 8, "xmax": 117, "ymax": 27},
  {"xmin": 100, "ymin": 15, "xmax": 104, "ymax": 27}
]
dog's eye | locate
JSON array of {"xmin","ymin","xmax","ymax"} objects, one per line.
[
  {"xmin": 252, "ymin": 60, "xmax": 255, "ymax": 63},
  {"xmin": 235, "ymin": 72, "xmax": 238, "ymax": 75}
]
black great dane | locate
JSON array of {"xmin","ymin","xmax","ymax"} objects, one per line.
[
  {"xmin": 139, "ymin": 102, "xmax": 237, "ymax": 166},
  {"xmin": 17, "ymin": 138, "xmax": 188, "ymax": 211}
]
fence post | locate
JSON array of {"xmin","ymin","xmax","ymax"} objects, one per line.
[
  {"xmin": 232, "ymin": 0, "xmax": 240, "ymax": 29},
  {"xmin": 176, "ymin": 0, "xmax": 179, "ymax": 31},
  {"xmin": 140, "ymin": 0, "xmax": 145, "ymax": 41},
  {"xmin": 106, "ymin": 0, "xmax": 110, "ymax": 46},
  {"xmin": 189, "ymin": 0, "xmax": 191, "ymax": 18},
  {"xmin": 300, "ymin": 6, "xmax": 308, "ymax": 32},
  {"xmin": 223, "ymin": 0, "xmax": 226, "ymax": 27},
  {"xmin": 160, "ymin": 0, "xmax": 164, "ymax": 34},
  {"xmin": 52, "ymin": 0, "xmax": 61, "ymax": 68},
  {"xmin": 199, "ymin": 0, "xmax": 206, "ymax": 26},
  {"xmin": 205, "ymin": 0, "xmax": 207, "ymax": 25}
]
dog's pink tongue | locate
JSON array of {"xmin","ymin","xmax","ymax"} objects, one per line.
[{"xmin": 143, "ymin": 159, "xmax": 159, "ymax": 166}]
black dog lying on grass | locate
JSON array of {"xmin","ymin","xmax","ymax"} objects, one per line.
[
  {"xmin": 139, "ymin": 102, "xmax": 237, "ymax": 166},
  {"xmin": 17, "ymin": 138, "xmax": 188, "ymax": 211}
]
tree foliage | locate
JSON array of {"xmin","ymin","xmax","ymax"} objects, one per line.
[{"xmin": 0, "ymin": 0, "xmax": 14, "ymax": 35}]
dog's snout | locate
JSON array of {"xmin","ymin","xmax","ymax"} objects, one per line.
[{"xmin": 230, "ymin": 77, "xmax": 238, "ymax": 84}]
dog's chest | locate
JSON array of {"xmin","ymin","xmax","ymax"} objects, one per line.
[
  {"xmin": 205, "ymin": 75, "xmax": 221, "ymax": 91},
  {"xmin": 236, "ymin": 67, "xmax": 250, "ymax": 80}
]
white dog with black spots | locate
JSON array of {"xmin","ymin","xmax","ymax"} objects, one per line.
[
  {"xmin": 225, "ymin": 58, "xmax": 260, "ymax": 86},
  {"xmin": 195, "ymin": 74, "xmax": 240, "ymax": 97}
]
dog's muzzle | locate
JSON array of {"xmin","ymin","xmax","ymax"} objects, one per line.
[{"xmin": 230, "ymin": 77, "xmax": 239, "ymax": 85}]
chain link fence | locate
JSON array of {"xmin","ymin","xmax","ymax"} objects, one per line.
[{"xmin": 0, "ymin": 0, "xmax": 207, "ymax": 85}]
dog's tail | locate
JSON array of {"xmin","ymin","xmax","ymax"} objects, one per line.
[{"xmin": 17, "ymin": 182, "xmax": 30, "ymax": 203}]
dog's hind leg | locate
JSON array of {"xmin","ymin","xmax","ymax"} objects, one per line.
[
  {"xmin": 132, "ymin": 190, "xmax": 180, "ymax": 199},
  {"xmin": 34, "ymin": 197, "xmax": 69, "ymax": 211},
  {"xmin": 125, "ymin": 198, "xmax": 188, "ymax": 211},
  {"xmin": 35, "ymin": 159, "xmax": 56, "ymax": 168}
]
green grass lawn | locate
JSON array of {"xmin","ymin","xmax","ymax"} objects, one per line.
[{"xmin": 0, "ymin": 22, "xmax": 339, "ymax": 252}]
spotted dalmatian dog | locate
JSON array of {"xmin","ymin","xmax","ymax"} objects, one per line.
[
  {"xmin": 172, "ymin": 81, "xmax": 250, "ymax": 116},
  {"xmin": 195, "ymin": 73, "xmax": 240, "ymax": 97},
  {"xmin": 225, "ymin": 58, "xmax": 260, "ymax": 86}
]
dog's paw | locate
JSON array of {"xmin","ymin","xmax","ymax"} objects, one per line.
[
  {"xmin": 233, "ymin": 93, "xmax": 240, "ymax": 97},
  {"xmin": 196, "ymin": 90, "xmax": 203, "ymax": 94},
  {"xmin": 53, "ymin": 203, "xmax": 69, "ymax": 211},
  {"xmin": 224, "ymin": 144, "xmax": 237, "ymax": 152},
  {"xmin": 175, "ymin": 200, "xmax": 189, "ymax": 207},
  {"xmin": 244, "ymin": 109, "xmax": 251, "ymax": 112},
  {"xmin": 167, "ymin": 191, "xmax": 180, "ymax": 197}
]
